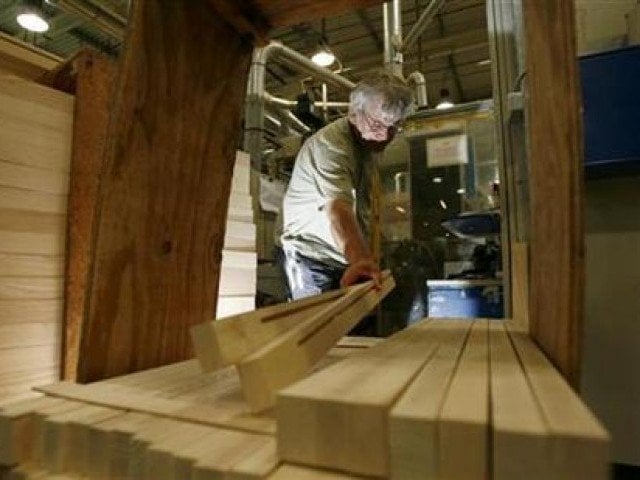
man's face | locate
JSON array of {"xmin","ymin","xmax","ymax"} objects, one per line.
[{"xmin": 351, "ymin": 100, "xmax": 401, "ymax": 151}]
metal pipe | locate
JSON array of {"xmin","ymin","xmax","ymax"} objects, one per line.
[
  {"xmin": 402, "ymin": 0, "xmax": 446, "ymax": 52},
  {"xmin": 263, "ymin": 93, "xmax": 349, "ymax": 109},
  {"xmin": 383, "ymin": 3, "xmax": 392, "ymax": 66},
  {"xmin": 244, "ymin": 41, "xmax": 355, "ymax": 170},
  {"xmin": 407, "ymin": 71, "xmax": 428, "ymax": 108}
]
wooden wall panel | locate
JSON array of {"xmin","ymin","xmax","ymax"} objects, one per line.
[
  {"xmin": 523, "ymin": 0, "xmax": 584, "ymax": 386},
  {"xmin": 0, "ymin": 75, "xmax": 72, "ymax": 404},
  {"xmin": 75, "ymin": 0, "xmax": 252, "ymax": 382}
]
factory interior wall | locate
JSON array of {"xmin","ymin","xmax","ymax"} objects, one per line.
[
  {"xmin": 574, "ymin": 0, "xmax": 638, "ymax": 53},
  {"xmin": 581, "ymin": 175, "xmax": 640, "ymax": 466}
]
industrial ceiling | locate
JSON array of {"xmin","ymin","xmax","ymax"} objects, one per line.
[{"xmin": 0, "ymin": 0, "xmax": 491, "ymax": 104}]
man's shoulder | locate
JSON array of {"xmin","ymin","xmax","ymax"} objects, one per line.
[{"xmin": 313, "ymin": 117, "xmax": 354, "ymax": 154}]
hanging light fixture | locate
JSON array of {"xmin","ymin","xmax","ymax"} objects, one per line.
[
  {"xmin": 311, "ymin": 19, "xmax": 336, "ymax": 67},
  {"xmin": 435, "ymin": 87, "xmax": 455, "ymax": 110},
  {"xmin": 16, "ymin": 0, "xmax": 49, "ymax": 33}
]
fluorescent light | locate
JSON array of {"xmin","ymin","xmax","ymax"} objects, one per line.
[
  {"xmin": 311, "ymin": 50, "xmax": 335, "ymax": 67},
  {"xmin": 17, "ymin": 12, "xmax": 49, "ymax": 32},
  {"xmin": 436, "ymin": 100, "xmax": 454, "ymax": 110},
  {"xmin": 457, "ymin": 188, "xmax": 466, "ymax": 194},
  {"xmin": 439, "ymin": 199, "xmax": 448, "ymax": 209},
  {"xmin": 432, "ymin": 177, "xmax": 443, "ymax": 184},
  {"xmin": 477, "ymin": 59, "xmax": 492, "ymax": 66},
  {"xmin": 395, "ymin": 206, "xmax": 406, "ymax": 214}
]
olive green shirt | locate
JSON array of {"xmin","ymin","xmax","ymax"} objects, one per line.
[{"xmin": 281, "ymin": 117, "xmax": 373, "ymax": 266}]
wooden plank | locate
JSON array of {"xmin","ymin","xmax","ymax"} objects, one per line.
[
  {"xmin": 511, "ymin": 242, "xmax": 529, "ymax": 331},
  {"xmin": 438, "ymin": 319, "xmax": 489, "ymax": 479},
  {"xmin": 0, "ymin": 160, "xmax": 69, "ymax": 195},
  {"xmin": 0, "ymin": 75, "xmax": 72, "ymax": 127},
  {"xmin": 207, "ymin": 1, "xmax": 270, "ymax": 44},
  {"xmin": 0, "ymin": 186, "xmax": 67, "ymax": 214},
  {"xmin": 0, "ymin": 323, "xmax": 60, "ymax": 349},
  {"xmin": 0, "ymin": 31, "xmax": 61, "ymax": 80},
  {"xmin": 524, "ymin": 0, "xmax": 585, "ymax": 386},
  {"xmin": 0, "ymin": 231, "xmax": 64, "ymax": 256},
  {"xmin": 240, "ymin": 276, "xmax": 394, "ymax": 412},
  {"xmin": 0, "ymin": 209, "xmax": 65, "ymax": 235},
  {"xmin": 388, "ymin": 320, "xmax": 472, "ymax": 479},
  {"xmin": 277, "ymin": 319, "xmax": 458, "ymax": 478},
  {"xmin": 508, "ymin": 329, "xmax": 610, "ymax": 479},
  {"xmin": 0, "ymin": 254, "xmax": 63, "ymax": 277},
  {"xmin": 489, "ymin": 321, "xmax": 550, "ymax": 479},
  {"xmin": 0, "ymin": 277, "xmax": 63, "ymax": 300},
  {"xmin": 56, "ymin": 50, "xmax": 116, "ymax": 382},
  {"xmin": 0, "ymin": 346, "xmax": 60, "ymax": 375},
  {"xmin": 75, "ymin": 0, "xmax": 253, "ymax": 383},
  {"xmin": 225, "ymin": 220, "xmax": 257, "ymax": 251},
  {"xmin": 191, "ymin": 288, "xmax": 343, "ymax": 371},
  {"xmin": 216, "ymin": 295, "xmax": 255, "ymax": 317},
  {"xmin": 219, "ymin": 265, "xmax": 257, "ymax": 296},
  {"xmin": 0, "ymin": 299, "xmax": 63, "ymax": 324}
]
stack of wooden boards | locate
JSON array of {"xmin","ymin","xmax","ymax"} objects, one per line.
[
  {"xmin": 0, "ymin": 341, "xmax": 378, "ymax": 480},
  {"xmin": 192, "ymin": 273, "xmax": 395, "ymax": 412},
  {"xmin": 277, "ymin": 319, "xmax": 610, "ymax": 479},
  {"xmin": 0, "ymin": 318, "xmax": 609, "ymax": 479},
  {"xmin": 217, "ymin": 150, "xmax": 257, "ymax": 318},
  {"xmin": 0, "ymin": 75, "xmax": 73, "ymax": 403}
]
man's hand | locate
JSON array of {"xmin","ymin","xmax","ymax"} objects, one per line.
[{"xmin": 340, "ymin": 258, "xmax": 381, "ymax": 289}]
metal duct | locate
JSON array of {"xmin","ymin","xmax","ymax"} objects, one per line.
[
  {"xmin": 402, "ymin": 0, "xmax": 446, "ymax": 52},
  {"xmin": 52, "ymin": 0, "xmax": 126, "ymax": 40},
  {"xmin": 407, "ymin": 71, "xmax": 428, "ymax": 108},
  {"xmin": 244, "ymin": 41, "xmax": 355, "ymax": 169}
]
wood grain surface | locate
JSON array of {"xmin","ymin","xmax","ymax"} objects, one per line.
[
  {"xmin": 76, "ymin": 0, "xmax": 253, "ymax": 382},
  {"xmin": 523, "ymin": 0, "xmax": 585, "ymax": 386}
]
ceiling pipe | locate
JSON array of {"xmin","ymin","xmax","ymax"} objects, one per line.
[
  {"xmin": 407, "ymin": 71, "xmax": 428, "ymax": 108},
  {"xmin": 402, "ymin": 0, "xmax": 446, "ymax": 52},
  {"xmin": 244, "ymin": 41, "xmax": 355, "ymax": 170},
  {"xmin": 264, "ymin": 92, "xmax": 349, "ymax": 109},
  {"xmin": 383, "ymin": 0, "xmax": 403, "ymax": 76}
]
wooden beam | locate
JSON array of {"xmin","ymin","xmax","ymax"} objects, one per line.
[
  {"xmin": 523, "ymin": 0, "xmax": 584, "ymax": 386},
  {"xmin": 190, "ymin": 288, "xmax": 343, "ymax": 372},
  {"xmin": 42, "ymin": 50, "xmax": 117, "ymax": 382},
  {"xmin": 0, "ymin": 32, "xmax": 61, "ymax": 80},
  {"xmin": 238, "ymin": 275, "xmax": 394, "ymax": 412},
  {"xmin": 75, "ymin": 0, "xmax": 253, "ymax": 382}
]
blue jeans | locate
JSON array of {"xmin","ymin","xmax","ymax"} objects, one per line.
[{"xmin": 281, "ymin": 248, "xmax": 345, "ymax": 300}]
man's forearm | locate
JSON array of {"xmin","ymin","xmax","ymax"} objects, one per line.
[{"xmin": 326, "ymin": 199, "xmax": 371, "ymax": 263}]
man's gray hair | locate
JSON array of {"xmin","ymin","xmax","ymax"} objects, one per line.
[{"xmin": 349, "ymin": 71, "xmax": 414, "ymax": 124}]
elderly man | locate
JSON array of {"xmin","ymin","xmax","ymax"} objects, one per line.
[{"xmin": 281, "ymin": 71, "xmax": 413, "ymax": 300}]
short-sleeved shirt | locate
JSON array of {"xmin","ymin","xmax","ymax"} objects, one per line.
[{"xmin": 281, "ymin": 117, "xmax": 374, "ymax": 267}]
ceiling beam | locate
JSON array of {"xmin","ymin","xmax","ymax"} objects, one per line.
[{"xmin": 356, "ymin": 8, "xmax": 383, "ymax": 52}]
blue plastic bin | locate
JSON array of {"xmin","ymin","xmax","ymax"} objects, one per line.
[{"xmin": 427, "ymin": 279, "xmax": 504, "ymax": 318}]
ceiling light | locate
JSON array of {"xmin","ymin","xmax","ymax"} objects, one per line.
[
  {"xmin": 395, "ymin": 206, "xmax": 406, "ymax": 214},
  {"xmin": 432, "ymin": 177, "xmax": 443, "ymax": 184},
  {"xmin": 436, "ymin": 88, "xmax": 454, "ymax": 110},
  {"xmin": 311, "ymin": 49, "xmax": 335, "ymax": 67},
  {"xmin": 439, "ymin": 199, "xmax": 448, "ymax": 210},
  {"xmin": 477, "ymin": 59, "xmax": 492, "ymax": 66},
  {"xmin": 17, "ymin": 11, "xmax": 49, "ymax": 32},
  {"xmin": 457, "ymin": 188, "xmax": 466, "ymax": 194}
]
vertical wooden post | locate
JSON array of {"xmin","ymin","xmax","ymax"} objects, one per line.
[
  {"xmin": 76, "ymin": 0, "xmax": 252, "ymax": 382},
  {"xmin": 523, "ymin": 0, "xmax": 585, "ymax": 386}
]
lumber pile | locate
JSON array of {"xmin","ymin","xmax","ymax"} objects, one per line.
[
  {"xmin": 217, "ymin": 150, "xmax": 257, "ymax": 318},
  {"xmin": 0, "ymin": 340, "xmax": 377, "ymax": 479},
  {"xmin": 277, "ymin": 319, "xmax": 610, "ymax": 479},
  {"xmin": 0, "ymin": 75, "xmax": 74, "ymax": 403},
  {"xmin": 192, "ymin": 273, "xmax": 395, "ymax": 412}
]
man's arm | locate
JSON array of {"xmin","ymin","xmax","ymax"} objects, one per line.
[{"xmin": 326, "ymin": 198, "xmax": 381, "ymax": 288}]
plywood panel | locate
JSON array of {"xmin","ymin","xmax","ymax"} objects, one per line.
[
  {"xmin": 0, "ymin": 346, "xmax": 59, "ymax": 375},
  {"xmin": 75, "ymin": 0, "xmax": 253, "ymax": 382},
  {"xmin": 524, "ymin": 0, "xmax": 584, "ymax": 386},
  {"xmin": 0, "ymin": 324, "xmax": 60, "ymax": 349}
]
